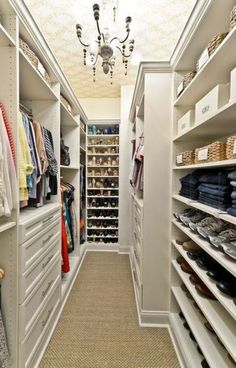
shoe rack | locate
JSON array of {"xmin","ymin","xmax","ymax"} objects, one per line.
[
  {"xmin": 86, "ymin": 120, "xmax": 120, "ymax": 245},
  {"xmin": 170, "ymin": 1, "xmax": 236, "ymax": 367}
]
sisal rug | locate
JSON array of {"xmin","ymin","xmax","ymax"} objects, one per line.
[{"xmin": 39, "ymin": 252, "xmax": 180, "ymax": 368}]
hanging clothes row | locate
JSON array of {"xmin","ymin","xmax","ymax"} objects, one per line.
[
  {"xmin": 0, "ymin": 103, "xmax": 17, "ymax": 218},
  {"xmin": 0, "ymin": 268, "xmax": 9, "ymax": 368},
  {"xmin": 129, "ymin": 135, "xmax": 144, "ymax": 191},
  {"xmin": 19, "ymin": 110, "xmax": 58, "ymax": 208},
  {"xmin": 61, "ymin": 181, "xmax": 77, "ymax": 273}
]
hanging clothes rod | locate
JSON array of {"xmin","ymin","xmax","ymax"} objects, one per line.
[
  {"xmin": 19, "ymin": 103, "xmax": 32, "ymax": 116},
  {"xmin": 0, "ymin": 268, "xmax": 5, "ymax": 279}
]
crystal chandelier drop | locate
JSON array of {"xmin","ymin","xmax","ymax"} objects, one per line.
[
  {"xmin": 102, "ymin": 0, "xmax": 119, "ymax": 22},
  {"xmin": 76, "ymin": 3, "xmax": 134, "ymax": 84}
]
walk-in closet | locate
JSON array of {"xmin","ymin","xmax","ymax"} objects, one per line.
[{"xmin": 0, "ymin": 0, "xmax": 235, "ymax": 367}]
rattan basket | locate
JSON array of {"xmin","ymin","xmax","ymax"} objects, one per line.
[
  {"xmin": 226, "ymin": 135, "xmax": 236, "ymax": 159},
  {"xmin": 230, "ymin": 5, "xmax": 236, "ymax": 31},
  {"xmin": 195, "ymin": 141, "xmax": 226, "ymax": 164},
  {"xmin": 196, "ymin": 33, "xmax": 228, "ymax": 72},
  {"xmin": 60, "ymin": 95, "xmax": 72, "ymax": 113},
  {"xmin": 19, "ymin": 38, "xmax": 51, "ymax": 86},
  {"xmin": 183, "ymin": 71, "xmax": 197, "ymax": 89},
  {"xmin": 176, "ymin": 150, "xmax": 195, "ymax": 166}
]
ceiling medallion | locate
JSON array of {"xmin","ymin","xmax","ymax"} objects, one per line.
[{"xmin": 76, "ymin": 3, "xmax": 134, "ymax": 84}]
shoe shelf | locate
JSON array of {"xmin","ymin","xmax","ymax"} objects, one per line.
[
  {"xmin": 172, "ymin": 219, "xmax": 236, "ymax": 278},
  {"xmin": 173, "ymin": 159, "xmax": 236, "ymax": 170},
  {"xmin": 173, "ymin": 98, "xmax": 236, "ymax": 142},
  {"xmin": 174, "ymin": 27, "xmax": 236, "ymax": 107},
  {"xmin": 172, "ymin": 241, "xmax": 236, "ymax": 321},
  {"xmin": 171, "ymin": 284, "xmax": 236, "ymax": 368},
  {"xmin": 60, "ymin": 102, "xmax": 79, "ymax": 128},
  {"xmin": 173, "ymin": 194, "xmax": 236, "ymax": 226},
  {"xmin": 169, "ymin": 313, "xmax": 203, "ymax": 368},
  {"xmin": 86, "ymin": 121, "xmax": 120, "ymax": 245},
  {"xmin": 60, "ymin": 165, "xmax": 80, "ymax": 170}
]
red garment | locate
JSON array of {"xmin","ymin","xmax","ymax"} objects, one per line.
[
  {"xmin": 61, "ymin": 213, "xmax": 70, "ymax": 273},
  {"xmin": 0, "ymin": 103, "xmax": 16, "ymax": 164}
]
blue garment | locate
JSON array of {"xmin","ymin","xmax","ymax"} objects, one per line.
[
  {"xmin": 199, "ymin": 171, "xmax": 229, "ymax": 185},
  {"xmin": 228, "ymin": 170, "xmax": 236, "ymax": 180},
  {"xmin": 198, "ymin": 184, "xmax": 231, "ymax": 197},
  {"xmin": 227, "ymin": 207, "xmax": 236, "ymax": 217}
]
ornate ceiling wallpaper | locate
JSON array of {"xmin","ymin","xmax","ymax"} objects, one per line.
[{"xmin": 24, "ymin": 0, "xmax": 196, "ymax": 98}]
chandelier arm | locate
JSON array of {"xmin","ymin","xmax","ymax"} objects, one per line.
[
  {"xmin": 92, "ymin": 53, "xmax": 99, "ymax": 66},
  {"xmin": 123, "ymin": 52, "xmax": 132, "ymax": 58},
  {"xmin": 115, "ymin": 45, "xmax": 123, "ymax": 55},
  {"xmin": 110, "ymin": 30, "xmax": 130, "ymax": 45},
  {"xmin": 78, "ymin": 38, "xmax": 90, "ymax": 48},
  {"xmin": 96, "ymin": 20, "xmax": 105, "ymax": 43}
]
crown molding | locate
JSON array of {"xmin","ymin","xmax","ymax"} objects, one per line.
[
  {"xmin": 10, "ymin": 0, "xmax": 88, "ymax": 123},
  {"xmin": 129, "ymin": 61, "xmax": 172, "ymax": 122},
  {"xmin": 170, "ymin": 0, "xmax": 212, "ymax": 70}
]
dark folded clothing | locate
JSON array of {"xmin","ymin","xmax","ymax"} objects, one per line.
[
  {"xmin": 199, "ymin": 193, "xmax": 230, "ymax": 205},
  {"xmin": 180, "ymin": 183, "xmax": 199, "ymax": 189},
  {"xmin": 227, "ymin": 207, "xmax": 236, "ymax": 216},
  {"xmin": 199, "ymin": 191, "xmax": 230, "ymax": 202},
  {"xmin": 231, "ymin": 191, "xmax": 236, "ymax": 199},
  {"xmin": 199, "ymin": 171, "xmax": 229, "ymax": 185},
  {"xmin": 198, "ymin": 198, "xmax": 228, "ymax": 211},
  {"xmin": 232, "ymin": 200, "xmax": 236, "ymax": 205},
  {"xmin": 198, "ymin": 184, "xmax": 231, "ymax": 197},
  {"xmin": 228, "ymin": 170, "xmax": 236, "ymax": 181},
  {"xmin": 179, "ymin": 191, "xmax": 198, "ymax": 200},
  {"xmin": 198, "ymin": 183, "xmax": 229, "ymax": 190}
]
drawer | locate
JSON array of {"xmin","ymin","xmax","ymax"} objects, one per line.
[
  {"xmin": 19, "ymin": 256, "xmax": 61, "ymax": 341},
  {"xmin": 19, "ymin": 204, "xmax": 60, "ymax": 244},
  {"xmin": 20, "ymin": 283, "xmax": 61, "ymax": 368},
  {"xmin": 19, "ymin": 238, "xmax": 60, "ymax": 304},
  {"xmin": 19, "ymin": 220, "xmax": 60, "ymax": 272}
]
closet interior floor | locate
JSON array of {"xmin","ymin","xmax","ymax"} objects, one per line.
[{"xmin": 39, "ymin": 252, "xmax": 179, "ymax": 368}]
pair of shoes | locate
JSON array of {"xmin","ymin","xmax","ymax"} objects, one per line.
[
  {"xmin": 209, "ymin": 227, "xmax": 236, "ymax": 249},
  {"xmin": 221, "ymin": 241, "xmax": 236, "ymax": 260}
]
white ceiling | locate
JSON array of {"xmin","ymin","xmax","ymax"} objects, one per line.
[{"xmin": 24, "ymin": 0, "xmax": 196, "ymax": 98}]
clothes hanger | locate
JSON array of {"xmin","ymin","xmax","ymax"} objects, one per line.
[{"xmin": 0, "ymin": 267, "xmax": 5, "ymax": 279}]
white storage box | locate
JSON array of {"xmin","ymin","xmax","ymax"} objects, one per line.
[
  {"xmin": 177, "ymin": 110, "xmax": 195, "ymax": 134},
  {"xmin": 195, "ymin": 84, "xmax": 230, "ymax": 124},
  {"xmin": 230, "ymin": 67, "xmax": 236, "ymax": 101}
]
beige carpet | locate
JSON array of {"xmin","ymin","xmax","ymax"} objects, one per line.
[{"xmin": 40, "ymin": 252, "xmax": 180, "ymax": 368}]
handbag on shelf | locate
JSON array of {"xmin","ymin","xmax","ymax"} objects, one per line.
[{"xmin": 60, "ymin": 138, "xmax": 70, "ymax": 166}]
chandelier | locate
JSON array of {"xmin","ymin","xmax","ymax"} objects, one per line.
[
  {"xmin": 76, "ymin": 3, "xmax": 134, "ymax": 84},
  {"xmin": 102, "ymin": 0, "xmax": 119, "ymax": 22}
]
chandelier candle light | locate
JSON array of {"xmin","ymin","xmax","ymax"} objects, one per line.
[{"xmin": 76, "ymin": 3, "xmax": 134, "ymax": 84}]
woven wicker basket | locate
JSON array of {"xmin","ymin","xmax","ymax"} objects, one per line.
[
  {"xmin": 60, "ymin": 95, "xmax": 72, "ymax": 113},
  {"xmin": 183, "ymin": 71, "xmax": 197, "ymax": 89},
  {"xmin": 19, "ymin": 38, "xmax": 51, "ymax": 86},
  {"xmin": 196, "ymin": 33, "xmax": 228, "ymax": 72},
  {"xmin": 226, "ymin": 135, "xmax": 236, "ymax": 159},
  {"xmin": 230, "ymin": 5, "xmax": 236, "ymax": 31},
  {"xmin": 176, "ymin": 150, "xmax": 195, "ymax": 166},
  {"xmin": 195, "ymin": 141, "xmax": 226, "ymax": 164}
]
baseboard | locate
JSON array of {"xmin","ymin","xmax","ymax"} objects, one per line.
[
  {"xmin": 86, "ymin": 243, "xmax": 120, "ymax": 251},
  {"xmin": 119, "ymin": 244, "xmax": 131, "ymax": 254}
]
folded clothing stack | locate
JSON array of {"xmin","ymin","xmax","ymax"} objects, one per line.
[
  {"xmin": 227, "ymin": 170, "xmax": 236, "ymax": 217},
  {"xmin": 179, "ymin": 170, "xmax": 203, "ymax": 200},
  {"xmin": 197, "ymin": 170, "xmax": 231, "ymax": 211}
]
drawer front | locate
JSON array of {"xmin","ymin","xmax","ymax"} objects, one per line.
[
  {"xmin": 19, "ymin": 220, "xmax": 60, "ymax": 273},
  {"xmin": 19, "ymin": 238, "xmax": 60, "ymax": 303},
  {"xmin": 19, "ymin": 256, "xmax": 61, "ymax": 341},
  {"xmin": 20, "ymin": 283, "xmax": 61, "ymax": 368},
  {"xmin": 19, "ymin": 207, "xmax": 60, "ymax": 244}
]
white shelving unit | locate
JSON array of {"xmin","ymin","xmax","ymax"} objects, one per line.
[
  {"xmin": 170, "ymin": 1, "xmax": 236, "ymax": 366},
  {"xmin": 86, "ymin": 120, "xmax": 120, "ymax": 247}
]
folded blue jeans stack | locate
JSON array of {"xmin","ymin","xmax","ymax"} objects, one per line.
[
  {"xmin": 227, "ymin": 171, "xmax": 236, "ymax": 217},
  {"xmin": 179, "ymin": 170, "xmax": 204, "ymax": 199}
]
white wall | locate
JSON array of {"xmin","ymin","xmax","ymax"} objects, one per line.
[
  {"xmin": 119, "ymin": 85, "xmax": 134, "ymax": 247},
  {"xmin": 80, "ymin": 98, "xmax": 120, "ymax": 120}
]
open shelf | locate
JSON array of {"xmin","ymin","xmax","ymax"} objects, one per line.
[
  {"xmin": 87, "ymin": 187, "xmax": 119, "ymax": 190},
  {"xmin": 173, "ymin": 240, "xmax": 236, "ymax": 321},
  {"xmin": 173, "ymin": 159, "xmax": 236, "ymax": 170},
  {"xmin": 87, "ymin": 207, "xmax": 119, "ymax": 210},
  {"xmin": 87, "ymin": 217, "xmax": 118, "ymax": 220},
  {"xmin": 169, "ymin": 313, "xmax": 202, "ymax": 368},
  {"xmin": 173, "ymin": 98, "xmax": 236, "ymax": 142},
  {"xmin": 60, "ymin": 102, "xmax": 78, "ymax": 127},
  {"xmin": 172, "ymin": 219, "xmax": 236, "ymax": 278},
  {"xmin": 174, "ymin": 27, "xmax": 236, "ymax": 107},
  {"xmin": 88, "ymin": 165, "xmax": 119, "ymax": 168},
  {"xmin": 0, "ymin": 23, "xmax": 15, "ymax": 46},
  {"xmin": 87, "ymin": 196, "xmax": 119, "ymax": 198},
  {"xmin": 171, "ymin": 284, "xmax": 235, "ymax": 368},
  {"xmin": 60, "ymin": 165, "xmax": 80, "ymax": 170},
  {"xmin": 88, "ymin": 176, "xmax": 119, "ymax": 178},
  {"xmin": 87, "ymin": 227, "xmax": 118, "ymax": 230},
  {"xmin": 19, "ymin": 50, "xmax": 58, "ymax": 101},
  {"xmin": 87, "ymin": 134, "xmax": 119, "ymax": 138},
  {"xmin": 0, "ymin": 221, "xmax": 16, "ymax": 233},
  {"xmin": 87, "ymin": 153, "xmax": 119, "ymax": 156},
  {"xmin": 173, "ymin": 194, "xmax": 236, "ymax": 226}
]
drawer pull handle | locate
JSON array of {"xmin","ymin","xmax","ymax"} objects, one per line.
[
  {"xmin": 42, "ymin": 255, "xmax": 54, "ymax": 269},
  {"xmin": 41, "ymin": 307, "xmax": 53, "ymax": 330},
  {"xmin": 41, "ymin": 280, "xmax": 53, "ymax": 300},
  {"xmin": 42, "ymin": 234, "xmax": 54, "ymax": 246},
  {"xmin": 42, "ymin": 215, "xmax": 54, "ymax": 224}
]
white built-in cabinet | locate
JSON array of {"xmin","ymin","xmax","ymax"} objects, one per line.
[
  {"xmin": 0, "ymin": 1, "xmax": 87, "ymax": 367},
  {"xmin": 129, "ymin": 63, "xmax": 172, "ymax": 324}
]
